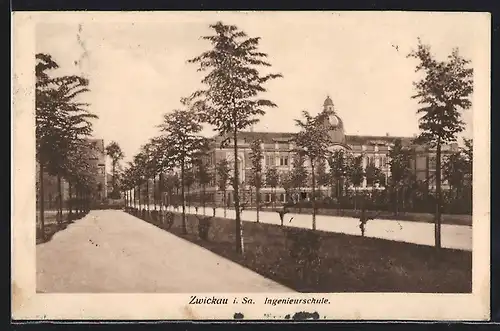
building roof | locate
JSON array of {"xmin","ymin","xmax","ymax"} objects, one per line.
[
  {"xmin": 345, "ymin": 135, "xmax": 414, "ymax": 146},
  {"xmin": 212, "ymin": 131, "xmax": 295, "ymax": 145},
  {"xmin": 211, "ymin": 131, "xmax": 416, "ymax": 146}
]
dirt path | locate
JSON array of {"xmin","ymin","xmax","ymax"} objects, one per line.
[{"xmin": 36, "ymin": 210, "xmax": 293, "ymax": 293}]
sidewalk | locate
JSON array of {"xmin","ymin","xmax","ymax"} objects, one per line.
[
  {"xmin": 163, "ymin": 205, "xmax": 472, "ymax": 251},
  {"xmin": 36, "ymin": 210, "xmax": 294, "ymax": 293}
]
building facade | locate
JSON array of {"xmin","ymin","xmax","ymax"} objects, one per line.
[
  {"xmin": 87, "ymin": 138, "xmax": 108, "ymax": 201},
  {"xmin": 179, "ymin": 96, "xmax": 458, "ymax": 207}
]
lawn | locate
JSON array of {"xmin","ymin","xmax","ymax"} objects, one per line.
[{"xmin": 140, "ymin": 210, "xmax": 472, "ymax": 293}]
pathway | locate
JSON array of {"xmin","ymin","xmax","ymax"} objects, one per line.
[{"xmin": 36, "ymin": 210, "xmax": 294, "ymax": 293}]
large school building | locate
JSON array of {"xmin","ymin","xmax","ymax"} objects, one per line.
[{"xmin": 176, "ymin": 96, "xmax": 458, "ymax": 207}]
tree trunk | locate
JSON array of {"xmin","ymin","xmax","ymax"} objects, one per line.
[
  {"xmin": 39, "ymin": 162, "xmax": 45, "ymax": 240},
  {"xmin": 68, "ymin": 181, "xmax": 73, "ymax": 220},
  {"xmin": 394, "ymin": 187, "xmax": 399, "ymax": 216},
  {"xmin": 181, "ymin": 159, "xmax": 187, "ymax": 234},
  {"xmin": 233, "ymin": 128, "xmax": 244, "ymax": 254},
  {"xmin": 435, "ymin": 139, "xmax": 442, "ymax": 249},
  {"xmin": 311, "ymin": 163, "xmax": 317, "ymax": 230},
  {"xmin": 146, "ymin": 178, "xmax": 150, "ymax": 212},
  {"xmin": 159, "ymin": 173, "xmax": 164, "ymax": 213},
  {"xmin": 138, "ymin": 184, "xmax": 142, "ymax": 210},
  {"xmin": 354, "ymin": 187, "xmax": 357, "ymax": 211},
  {"xmin": 75, "ymin": 187, "xmax": 79, "ymax": 215},
  {"xmin": 134, "ymin": 186, "xmax": 137, "ymax": 209},
  {"xmin": 112, "ymin": 162, "xmax": 116, "ymax": 194},
  {"xmin": 78, "ymin": 189, "xmax": 82, "ymax": 214},
  {"xmin": 256, "ymin": 184, "xmax": 260, "ymax": 223},
  {"xmin": 336, "ymin": 178, "xmax": 341, "ymax": 216},
  {"xmin": 202, "ymin": 184, "xmax": 206, "ymax": 215},
  {"xmin": 75, "ymin": 188, "xmax": 79, "ymax": 214},
  {"xmin": 273, "ymin": 187, "xmax": 276, "ymax": 209},
  {"xmin": 223, "ymin": 189, "xmax": 227, "ymax": 218},
  {"xmin": 153, "ymin": 175, "xmax": 157, "ymax": 211},
  {"xmin": 250, "ymin": 186, "xmax": 253, "ymax": 207},
  {"xmin": 57, "ymin": 174, "xmax": 63, "ymax": 225}
]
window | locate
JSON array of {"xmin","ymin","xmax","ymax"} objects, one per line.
[
  {"xmin": 429, "ymin": 156, "xmax": 436, "ymax": 169},
  {"xmin": 380, "ymin": 156, "xmax": 387, "ymax": 167},
  {"xmin": 409, "ymin": 159, "xmax": 416, "ymax": 170},
  {"xmin": 265, "ymin": 155, "xmax": 275, "ymax": 167},
  {"xmin": 279, "ymin": 156, "xmax": 289, "ymax": 166}
]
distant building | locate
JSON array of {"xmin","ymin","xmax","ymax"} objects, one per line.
[
  {"xmin": 36, "ymin": 138, "xmax": 107, "ymax": 209},
  {"xmin": 182, "ymin": 96, "xmax": 458, "ymax": 207},
  {"xmin": 87, "ymin": 138, "xmax": 107, "ymax": 201}
]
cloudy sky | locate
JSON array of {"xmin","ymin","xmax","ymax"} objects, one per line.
[{"xmin": 35, "ymin": 12, "xmax": 483, "ymax": 164}]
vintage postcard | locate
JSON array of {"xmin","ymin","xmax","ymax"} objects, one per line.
[{"xmin": 12, "ymin": 11, "xmax": 490, "ymax": 320}]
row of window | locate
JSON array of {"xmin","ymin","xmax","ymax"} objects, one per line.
[
  {"xmin": 222, "ymin": 192, "xmax": 289, "ymax": 203},
  {"xmin": 215, "ymin": 151, "xmax": 438, "ymax": 170}
]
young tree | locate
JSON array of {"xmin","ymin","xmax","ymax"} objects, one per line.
[
  {"xmin": 164, "ymin": 173, "xmax": 180, "ymax": 207},
  {"xmin": 184, "ymin": 166, "xmax": 196, "ymax": 208},
  {"xmin": 408, "ymin": 39, "xmax": 473, "ymax": 249},
  {"xmin": 290, "ymin": 153, "xmax": 308, "ymax": 202},
  {"xmin": 105, "ymin": 141, "xmax": 124, "ymax": 198},
  {"xmin": 265, "ymin": 166, "xmax": 279, "ymax": 209},
  {"xmin": 193, "ymin": 146, "xmax": 213, "ymax": 215},
  {"xmin": 133, "ymin": 151, "xmax": 148, "ymax": 212},
  {"xmin": 189, "ymin": 22, "xmax": 283, "ymax": 254},
  {"xmin": 327, "ymin": 149, "xmax": 349, "ymax": 199},
  {"xmin": 365, "ymin": 162, "xmax": 383, "ymax": 187},
  {"xmin": 462, "ymin": 137, "xmax": 473, "ymax": 183},
  {"xmin": 216, "ymin": 159, "xmax": 231, "ymax": 218},
  {"xmin": 121, "ymin": 163, "xmax": 135, "ymax": 208},
  {"xmin": 145, "ymin": 137, "xmax": 166, "ymax": 211},
  {"xmin": 280, "ymin": 171, "xmax": 294, "ymax": 203},
  {"xmin": 388, "ymin": 139, "xmax": 413, "ymax": 215},
  {"xmin": 63, "ymin": 142, "xmax": 96, "ymax": 219},
  {"xmin": 443, "ymin": 151, "xmax": 468, "ymax": 200},
  {"xmin": 347, "ymin": 155, "xmax": 365, "ymax": 210},
  {"xmin": 158, "ymin": 107, "xmax": 206, "ymax": 234},
  {"xmin": 315, "ymin": 157, "xmax": 329, "ymax": 199},
  {"xmin": 36, "ymin": 53, "xmax": 97, "ymax": 233},
  {"xmin": 249, "ymin": 139, "xmax": 264, "ymax": 222},
  {"xmin": 293, "ymin": 110, "xmax": 333, "ymax": 230}
]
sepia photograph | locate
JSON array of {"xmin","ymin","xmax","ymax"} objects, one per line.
[{"xmin": 12, "ymin": 11, "xmax": 490, "ymax": 320}]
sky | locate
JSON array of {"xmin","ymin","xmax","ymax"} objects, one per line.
[{"xmin": 35, "ymin": 12, "xmax": 482, "ymax": 166}]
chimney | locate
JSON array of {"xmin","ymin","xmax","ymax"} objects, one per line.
[{"xmin": 385, "ymin": 132, "xmax": 389, "ymax": 137}]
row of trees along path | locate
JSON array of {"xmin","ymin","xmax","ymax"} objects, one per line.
[
  {"xmin": 36, "ymin": 53, "xmax": 99, "ymax": 240},
  {"xmin": 121, "ymin": 24, "xmax": 473, "ymax": 254}
]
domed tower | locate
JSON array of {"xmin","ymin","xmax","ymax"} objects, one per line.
[
  {"xmin": 321, "ymin": 96, "xmax": 346, "ymax": 145},
  {"xmin": 324, "ymin": 95, "xmax": 335, "ymax": 112}
]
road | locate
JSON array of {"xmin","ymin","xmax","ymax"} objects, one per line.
[
  {"xmin": 36, "ymin": 210, "xmax": 294, "ymax": 293},
  {"xmin": 162, "ymin": 205, "xmax": 472, "ymax": 251}
]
